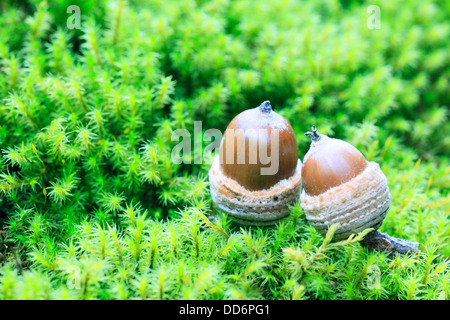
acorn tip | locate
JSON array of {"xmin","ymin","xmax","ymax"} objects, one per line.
[
  {"xmin": 259, "ymin": 100, "xmax": 272, "ymax": 113},
  {"xmin": 305, "ymin": 126, "xmax": 321, "ymax": 142}
]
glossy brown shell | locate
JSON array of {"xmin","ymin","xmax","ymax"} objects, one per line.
[
  {"xmin": 301, "ymin": 136, "xmax": 367, "ymax": 196},
  {"xmin": 219, "ymin": 106, "xmax": 298, "ymax": 191}
]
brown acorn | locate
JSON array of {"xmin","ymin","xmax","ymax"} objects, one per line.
[
  {"xmin": 300, "ymin": 126, "xmax": 418, "ymax": 253},
  {"xmin": 209, "ymin": 101, "xmax": 302, "ymax": 224}
]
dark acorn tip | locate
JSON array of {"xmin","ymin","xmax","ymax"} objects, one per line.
[
  {"xmin": 305, "ymin": 125, "xmax": 321, "ymax": 142},
  {"xmin": 259, "ymin": 100, "xmax": 272, "ymax": 113}
]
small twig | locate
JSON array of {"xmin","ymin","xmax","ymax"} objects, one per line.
[
  {"xmin": 360, "ymin": 230, "xmax": 419, "ymax": 254},
  {"xmin": 304, "ymin": 125, "xmax": 321, "ymax": 142},
  {"xmin": 13, "ymin": 250, "xmax": 23, "ymax": 275}
]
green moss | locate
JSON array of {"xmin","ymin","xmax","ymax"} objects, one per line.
[{"xmin": 0, "ymin": 0, "xmax": 449, "ymax": 300}]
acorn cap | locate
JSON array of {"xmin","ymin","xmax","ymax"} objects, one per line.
[
  {"xmin": 300, "ymin": 127, "xmax": 390, "ymax": 241},
  {"xmin": 209, "ymin": 101, "xmax": 302, "ymax": 224},
  {"xmin": 209, "ymin": 156, "xmax": 302, "ymax": 224}
]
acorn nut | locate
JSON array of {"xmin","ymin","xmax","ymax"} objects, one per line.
[
  {"xmin": 300, "ymin": 126, "xmax": 418, "ymax": 253},
  {"xmin": 209, "ymin": 101, "xmax": 302, "ymax": 225}
]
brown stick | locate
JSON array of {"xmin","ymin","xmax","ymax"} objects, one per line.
[{"xmin": 360, "ymin": 230, "xmax": 419, "ymax": 254}]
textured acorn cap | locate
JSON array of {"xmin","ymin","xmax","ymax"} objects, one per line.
[
  {"xmin": 209, "ymin": 155, "xmax": 302, "ymax": 224},
  {"xmin": 300, "ymin": 132, "xmax": 390, "ymax": 241}
]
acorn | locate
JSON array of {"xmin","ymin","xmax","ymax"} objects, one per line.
[
  {"xmin": 300, "ymin": 126, "xmax": 418, "ymax": 253},
  {"xmin": 209, "ymin": 101, "xmax": 302, "ymax": 225}
]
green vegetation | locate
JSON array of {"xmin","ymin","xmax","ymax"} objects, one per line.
[{"xmin": 0, "ymin": 0, "xmax": 449, "ymax": 300}]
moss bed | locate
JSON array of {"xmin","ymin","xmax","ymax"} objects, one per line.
[{"xmin": 0, "ymin": 0, "xmax": 449, "ymax": 299}]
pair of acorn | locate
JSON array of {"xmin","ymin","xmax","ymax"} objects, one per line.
[{"xmin": 209, "ymin": 101, "xmax": 419, "ymax": 254}]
